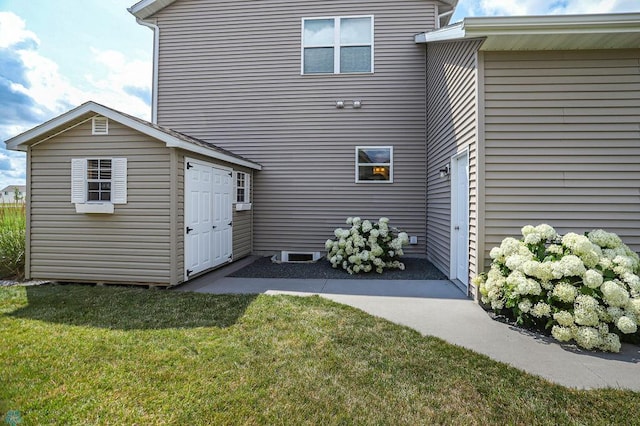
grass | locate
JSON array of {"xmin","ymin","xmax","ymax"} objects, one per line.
[
  {"xmin": 0, "ymin": 203, "xmax": 26, "ymax": 280},
  {"xmin": 1, "ymin": 284, "xmax": 639, "ymax": 425}
]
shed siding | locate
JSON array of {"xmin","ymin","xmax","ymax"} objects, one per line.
[
  {"xmin": 29, "ymin": 120, "xmax": 173, "ymax": 284},
  {"xmin": 426, "ymin": 39, "xmax": 483, "ymax": 278},
  {"xmin": 153, "ymin": 0, "xmax": 436, "ymax": 254},
  {"xmin": 483, "ymin": 49, "xmax": 640, "ymax": 261},
  {"xmin": 175, "ymin": 150, "xmax": 254, "ymax": 282}
]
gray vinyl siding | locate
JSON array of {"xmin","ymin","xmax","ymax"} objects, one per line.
[
  {"xmin": 29, "ymin": 120, "xmax": 173, "ymax": 284},
  {"xmin": 175, "ymin": 150, "xmax": 254, "ymax": 282},
  {"xmin": 426, "ymin": 39, "xmax": 483, "ymax": 278},
  {"xmin": 152, "ymin": 0, "xmax": 437, "ymax": 255},
  {"xmin": 483, "ymin": 49, "xmax": 640, "ymax": 261}
]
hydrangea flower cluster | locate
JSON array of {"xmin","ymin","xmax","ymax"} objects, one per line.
[
  {"xmin": 475, "ymin": 224, "xmax": 640, "ymax": 352},
  {"xmin": 326, "ymin": 217, "xmax": 409, "ymax": 274}
]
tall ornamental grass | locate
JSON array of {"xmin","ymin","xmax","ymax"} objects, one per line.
[{"xmin": 0, "ymin": 203, "xmax": 26, "ymax": 279}]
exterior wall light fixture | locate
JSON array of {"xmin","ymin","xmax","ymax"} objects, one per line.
[{"xmin": 439, "ymin": 164, "xmax": 450, "ymax": 178}]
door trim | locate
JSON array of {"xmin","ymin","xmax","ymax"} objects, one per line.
[{"xmin": 449, "ymin": 149, "xmax": 470, "ymax": 288}]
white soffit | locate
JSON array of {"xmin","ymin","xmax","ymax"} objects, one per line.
[{"xmin": 417, "ymin": 13, "xmax": 640, "ymax": 51}]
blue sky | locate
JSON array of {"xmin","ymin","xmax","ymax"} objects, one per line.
[{"xmin": 0, "ymin": 0, "xmax": 639, "ymax": 189}]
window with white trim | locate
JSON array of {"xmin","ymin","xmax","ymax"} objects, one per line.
[
  {"xmin": 356, "ymin": 146, "xmax": 393, "ymax": 183},
  {"xmin": 236, "ymin": 171, "xmax": 250, "ymax": 203},
  {"xmin": 87, "ymin": 159, "xmax": 112, "ymax": 201},
  {"xmin": 302, "ymin": 16, "xmax": 373, "ymax": 74},
  {"xmin": 71, "ymin": 158, "xmax": 127, "ymax": 212}
]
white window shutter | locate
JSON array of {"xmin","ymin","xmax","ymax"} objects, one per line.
[
  {"xmin": 71, "ymin": 159, "xmax": 87, "ymax": 203},
  {"xmin": 111, "ymin": 158, "xmax": 127, "ymax": 204}
]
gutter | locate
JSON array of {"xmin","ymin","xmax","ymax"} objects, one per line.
[
  {"xmin": 134, "ymin": 18, "xmax": 159, "ymax": 124},
  {"xmin": 415, "ymin": 12, "xmax": 640, "ymax": 44}
]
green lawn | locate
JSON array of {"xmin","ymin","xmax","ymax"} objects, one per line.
[{"xmin": 1, "ymin": 285, "xmax": 638, "ymax": 425}]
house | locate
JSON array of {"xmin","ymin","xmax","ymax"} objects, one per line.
[
  {"xmin": 4, "ymin": 0, "xmax": 640, "ymax": 294},
  {"xmin": 124, "ymin": 0, "xmax": 453, "ymax": 275},
  {"xmin": 418, "ymin": 13, "xmax": 640, "ymax": 294},
  {"xmin": 0, "ymin": 185, "xmax": 26, "ymax": 203},
  {"xmin": 5, "ymin": 102, "xmax": 261, "ymax": 286}
]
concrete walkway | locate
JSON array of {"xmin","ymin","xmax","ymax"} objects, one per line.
[{"xmin": 178, "ymin": 267, "xmax": 640, "ymax": 391}]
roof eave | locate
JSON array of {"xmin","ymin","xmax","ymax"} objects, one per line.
[
  {"xmin": 128, "ymin": 0, "xmax": 177, "ymax": 20},
  {"xmin": 416, "ymin": 12, "xmax": 640, "ymax": 48}
]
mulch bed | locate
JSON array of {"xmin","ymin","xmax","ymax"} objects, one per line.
[{"xmin": 229, "ymin": 256, "xmax": 447, "ymax": 280}]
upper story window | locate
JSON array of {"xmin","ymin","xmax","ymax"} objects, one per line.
[
  {"xmin": 302, "ymin": 16, "xmax": 374, "ymax": 75},
  {"xmin": 356, "ymin": 146, "xmax": 393, "ymax": 183}
]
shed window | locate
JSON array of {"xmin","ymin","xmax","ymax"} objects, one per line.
[
  {"xmin": 87, "ymin": 159, "xmax": 112, "ymax": 201},
  {"xmin": 302, "ymin": 16, "xmax": 373, "ymax": 74},
  {"xmin": 71, "ymin": 158, "xmax": 127, "ymax": 211},
  {"xmin": 236, "ymin": 171, "xmax": 250, "ymax": 203},
  {"xmin": 356, "ymin": 146, "xmax": 393, "ymax": 183}
]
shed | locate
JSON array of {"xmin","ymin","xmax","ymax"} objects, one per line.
[{"xmin": 5, "ymin": 101, "xmax": 262, "ymax": 287}]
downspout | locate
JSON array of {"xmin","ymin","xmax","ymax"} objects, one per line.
[{"xmin": 135, "ymin": 18, "xmax": 159, "ymax": 124}]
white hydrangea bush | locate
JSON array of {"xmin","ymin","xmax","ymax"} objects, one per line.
[
  {"xmin": 325, "ymin": 217, "xmax": 409, "ymax": 274},
  {"xmin": 474, "ymin": 224, "xmax": 640, "ymax": 352}
]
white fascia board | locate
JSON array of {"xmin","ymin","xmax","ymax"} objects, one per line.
[
  {"xmin": 416, "ymin": 22, "xmax": 465, "ymax": 43},
  {"xmin": 416, "ymin": 13, "xmax": 640, "ymax": 44},
  {"xmin": 5, "ymin": 103, "xmax": 99, "ymax": 151},
  {"xmin": 128, "ymin": 0, "xmax": 177, "ymax": 19},
  {"xmin": 6, "ymin": 102, "xmax": 262, "ymax": 171},
  {"xmin": 463, "ymin": 13, "xmax": 640, "ymax": 37},
  {"xmin": 163, "ymin": 140, "xmax": 262, "ymax": 171}
]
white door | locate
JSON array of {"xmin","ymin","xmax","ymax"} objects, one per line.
[
  {"xmin": 450, "ymin": 151, "xmax": 470, "ymax": 288},
  {"xmin": 211, "ymin": 166, "xmax": 233, "ymax": 267},
  {"xmin": 185, "ymin": 159, "xmax": 233, "ymax": 279}
]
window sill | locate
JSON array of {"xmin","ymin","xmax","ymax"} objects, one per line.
[
  {"xmin": 235, "ymin": 203, "xmax": 252, "ymax": 211},
  {"xmin": 75, "ymin": 202, "xmax": 115, "ymax": 214},
  {"xmin": 301, "ymin": 72, "xmax": 374, "ymax": 77}
]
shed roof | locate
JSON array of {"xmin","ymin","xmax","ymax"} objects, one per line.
[
  {"xmin": 415, "ymin": 12, "xmax": 640, "ymax": 50},
  {"xmin": 4, "ymin": 101, "xmax": 262, "ymax": 171}
]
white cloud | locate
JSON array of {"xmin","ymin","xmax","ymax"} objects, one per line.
[
  {"xmin": 0, "ymin": 11, "xmax": 152, "ymax": 189},
  {"xmin": 0, "ymin": 11, "xmax": 39, "ymax": 49},
  {"xmin": 467, "ymin": 0, "xmax": 640, "ymax": 16},
  {"xmin": 1, "ymin": 12, "xmax": 151, "ymax": 131}
]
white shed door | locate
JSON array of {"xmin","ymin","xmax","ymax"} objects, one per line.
[{"xmin": 185, "ymin": 159, "xmax": 233, "ymax": 279}]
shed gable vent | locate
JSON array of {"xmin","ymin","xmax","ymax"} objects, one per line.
[{"xmin": 92, "ymin": 116, "xmax": 109, "ymax": 135}]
